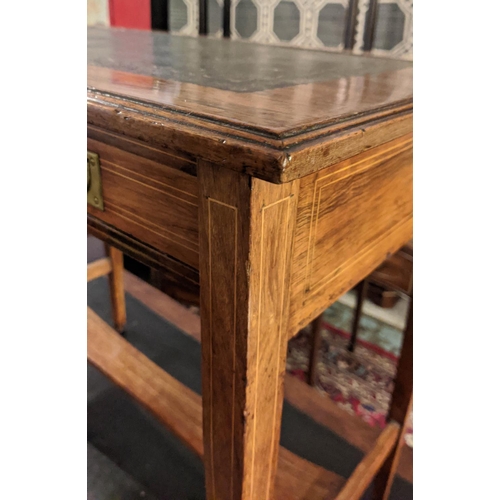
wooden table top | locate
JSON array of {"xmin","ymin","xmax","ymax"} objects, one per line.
[{"xmin": 88, "ymin": 27, "xmax": 413, "ymax": 183}]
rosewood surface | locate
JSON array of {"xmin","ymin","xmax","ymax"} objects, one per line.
[
  {"xmin": 87, "ymin": 26, "xmax": 413, "ymax": 500},
  {"xmin": 88, "ymin": 27, "xmax": 412, "ymax": 183}
]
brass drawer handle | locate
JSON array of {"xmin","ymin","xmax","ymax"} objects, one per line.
[{"xmin": 87, "ymin": 151, "xmax": 104, "ymax": 211}]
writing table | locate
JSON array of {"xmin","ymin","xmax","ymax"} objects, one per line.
[{"xmin": 87, "ymin": 26, "xmax": 413, "ymax": 500}]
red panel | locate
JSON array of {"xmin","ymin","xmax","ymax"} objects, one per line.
[{"xmin": 109, "ymin": 0, "xmax": 151, "ymax": 30}]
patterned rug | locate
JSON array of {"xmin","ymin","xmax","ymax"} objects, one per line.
[
  {"xmin": 286, "ymin": 311, "xmax": 413, "ymax": 448},
  {"xmin": 190, "ymin": 297, "xmax": 413, "ymax": 447}
]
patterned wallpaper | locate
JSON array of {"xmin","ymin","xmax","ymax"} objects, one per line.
[
  {"xmin": 173, "ymin": 0, "xmax": 413, "ymax": 60},
  {"xmin": 354, "ymin": 0, "xmax": 412, "ymax": 59},
  {"xmin": 86, "ymin": 0, "xmax": 412, "ymax": 60},
  {"xmin": 230, "ymin": 0, "xmax": 350, "ymax": 48}
]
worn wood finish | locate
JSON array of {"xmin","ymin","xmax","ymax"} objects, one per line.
[
  {"xmin": 275, "ymin": 449, "xmax": 345, "ymax": 499},
  {"xmin": 87, "ymin": 132, "xmax": 412, "ymax": 327},
  {"xmin": 198, "ymin": 162, "xmax": 299, "ymax": 500},
  {"xmin": 88, "ymin": 125, "xmax": 197, "ymax": 177},
  {"xmin": 369, "ymin": 241, "xmax": 413, "ymax": 295},
  {"xmin": 87, "ymin": 138, "xmax": 199, "ymax": 268},
  {"xmin": 373, "ymin": 301, "xmax": 413, "ymax": 500},
  {"xmin": 87, "ymin": 28, "xmax": 411, "ymax": 120},
  {"xmin": 374, "ymin": 398, "xmax": 413, "ymax": 500},
  {"xmin": 336, "ymin": 422, "xmax": 399, "ymax": 500},
  {"xmin": 88, "ymin": 27, "xmax": 412, "ymax": 184},
  {"xmin": 287, "ymin": 375, "xmax": 416, "ymax": 485},
  {"xmin": 87, "ymin": 215, "xmax": 200, "ymax": 299},
  {"xmin": 87, "ymin": 257, "xmax": 112, "ymax": 282},
  {"xmin": 121, "ymin": 270, "xmax": 413, "ymax": 484},
  {"xmin": 150, "ymin": 267, "xmax": 199, "ymax": 307},
  {"xmin": 88, "ymin": 306, "xmax": 204, "ymax": 455},
  {"xmin": 88, "ymin": 27, "xmax": 413, "ymax": 498},
  {"xmin": 105, "ymin": 245, "xmax": 127, "ymax": 333},
  {"xmin": 311, "ymin": 239, "xmax": 413, "ymax": 381},
  {"xmin": 88, "ymin": 305, "xmax": 348, "ymax": 499},
  {"xmin": 89, "ymin": 89, "xmax": 411, "ymax": 184},
  {"xmin": 288, "ymin": 134, "xmax": 413, "ymax": 336}
]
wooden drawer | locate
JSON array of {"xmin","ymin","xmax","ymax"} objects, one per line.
[
  {"xmin": 87, "ymin": 138, "xmax": 199, "ymax": 269},
  {"xmin": 288, "ymin": 135, "xmax": 413, "ymax": 333}
]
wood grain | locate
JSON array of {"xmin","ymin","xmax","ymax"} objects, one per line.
[
  {"xmin": 87, "ymin": 306, "xmax": 203, "ymax": 456},
  {"xmin": 121, "ymin": 270, "xmax": 413, "ymax": 485},
  {"xmin": 335, "ymin": 422, "xmax": 400, "ymax": 500},
  {"xmin": 283, "ymin": 112, "xmax": 412, "ymax": 182},
  {"xmin": 86, "ymin": 26, "xmax": 413, "ymax": 496},
  {"xmin": 87, "ymin": 215, "xmax": 200, "ymax": 300},
  {"xmin": 199, "ymin": 161, "xmax": 299, "ymax": 500},
  {"xmin": 87, "ymin": 257, "xmax": 112, "ymax": 282},
  {"xmin": 373, "ymin": 301, "xmax": 413, "ymax": 500},
  {"xmin": 87, "ymin": 132, "xmax": 412, "ymax": 319},
  {"xmin": 285, "ymin": 378, "xmax": 414, "ymax": 485},
  {"xmin": 88, "ymin": 28, "xmax": 412, "ymax": 134},
  {"xmin": 288, "ymin": 134, "xmax": 413, "ymax": 336},
  {"xmin": 275, "ymin": 448, "xmax": 345, "ymax": 499},
  {"xmin": 88, "ymin": 125, "xmax": 197, "ymax": 177},
  {"xmin": 369, "ymin": 241, "xmax": 413, "ymax": 295},
  {"xmin": 88, "ymin": 87, "xmax": 411, "ymax": 184},
  {"xmin": 88, "ymin": 27, "xmax": 412, "ymax": 184},
  {"xmin": 87, "ymin": 305, "xmax": 347, "ymax": 499},
  {"xmin": 87, "ymin": 138, "xmax": 199, "ymax": 268},
  {"xmin": 105, "ymin": 245, "xmax": 127, "ymax": 333}
]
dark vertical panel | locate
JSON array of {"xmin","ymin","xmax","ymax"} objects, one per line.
[
  {"xmin": 223, "ymin": 0, "xmax": 231, "ymax": 37},
  {"xmin": 199, "ymin": 0, "xmax": 208, "ymax": 34},
  {"xmin": 344, "ymin": 0, "xmax": 359, "ymax": 50},
  {"xmin": 363, "ymin": 0, "xmax": 379, "ymax": 51},
  {"xmin": 151, "ymin": 0, "xmax": 169, "ymax": 31}
]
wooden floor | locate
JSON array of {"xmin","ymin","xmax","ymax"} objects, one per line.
[{"xmin": 121, "ymin": 270, "xmax": 413, "ymax": 485}]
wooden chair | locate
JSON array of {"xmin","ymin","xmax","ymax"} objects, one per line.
[
  {"xmin": 308, "ymin": 242, "xmax": 413, "ymax": 385},
  {"xmin": 87, "ymin": 238, "xmax": 127, "ymax": 334}
]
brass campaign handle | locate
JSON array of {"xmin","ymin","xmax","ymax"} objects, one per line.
[{"xmin": 87, "ymin": 151, "xmax": 104, "ymax": 211}]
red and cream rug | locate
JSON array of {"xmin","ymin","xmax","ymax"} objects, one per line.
[{"xmin": 287, "ymin": 321, "xmax": 413, "ymax": 448}]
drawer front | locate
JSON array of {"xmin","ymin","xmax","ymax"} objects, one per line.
[
  {"xmin": 87, "ymin": 138, "xmax": 199, "ymax": 269},
  {"xmin": 288, "ymin": 134, "xmax": 413, "ymax": 335}
]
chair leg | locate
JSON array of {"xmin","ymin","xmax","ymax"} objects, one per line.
[
  {"xmin": 348, "ymin": 279, "xmax": 369, "ymax": 352},
  {"xmin": 105, "ymin": 244, "xmax": 127, "ymax": 334},
  {"xmin": 307, "ymin": 314, "xmax": 324, "ymax": 386},
  {"xmin": 372, "ymin": 298, "xmax": 413, "ymax": 500}
]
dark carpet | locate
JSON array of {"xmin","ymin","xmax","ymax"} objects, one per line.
[{"xmin": 88, "ymin": 277, "xmax": 412, "ymax": 500}]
